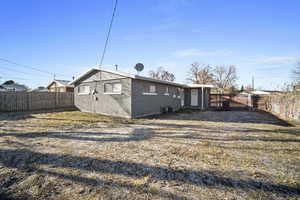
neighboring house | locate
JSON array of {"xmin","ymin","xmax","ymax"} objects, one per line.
[
  {"xmin": 32, "ymin": 86, "xmax": 49, "ymax": 92},
  {"xmin": 240, "ymin": 90, "xmax": 283, "ymax": 96},
  {"xmin": 294, "ymin": 84, "xmax": 300, "ymax": 92},
  {"xmin": 1, "ymin": 83, "xmax": 28, "ymax": 92},
  {"xmin": 250, "ymin": 90, "xmax": 271, "ymax": 95},
  {"xmin": 47, "ymin": 80, "xmax": 74, "ymax": 92},
  {"xmin": 70, "ymin": 67, "xmax": 213, "ymax": 118},
  {"xmin": 0, "ymin": 85, "xmax": 6, "ymax": 92}
]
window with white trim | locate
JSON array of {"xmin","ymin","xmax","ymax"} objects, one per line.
[
  {"xmin": 78, "ymin": 85, "xmax": 90, "ymax": 94},
  {"xmin": 104, "ymin": 82, "xmax": 122, "ymax": 94},
  {"xmin": 149, "ymin": 85, "xmax": 156, "ymax": 93},
  {"xmin": 162, "ymin": 86, "xmax": 168, "ymax": 95},
  {"xmin": 143, "ymin": 84, "xmax": 157, "ymax": 95}
]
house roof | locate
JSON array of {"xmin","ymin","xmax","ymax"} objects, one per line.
[
  {"xmin": 1, "ymin": 84, "xmax": 28, "ymax": 91},
  {"xmin": 32, "ymin": 87, "xmax": 49, "ymax": 92},
  {"xmin": 250, "ymin": 90, "xmax": 271, "ymax": 95},
  {"xmin": 47, "ymin": 79, "xmax": 74, "ymax": 89},
  {"xmin": 69, "ymin": 67, "xmax": 214, "ymax": 88}
]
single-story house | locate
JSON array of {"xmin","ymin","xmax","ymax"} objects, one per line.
[
  {"xmin": 0, "ymin": 86, "xmax": 6, "ymax": 92},
  {"xmin": 70, "ymin": 67, "xmax": 213, "ymax": 118},
  {"xmin": 47, "ymin": 80, "xmax": 74, "ymax": 92},
  {"xmin": 32, "ymin": 86, "xmax": 49, "ymax": 92},
  {"xmin": 1, "ymin": 83, "xmax": 28, "ymax": 92}
]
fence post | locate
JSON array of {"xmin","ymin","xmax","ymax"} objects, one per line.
[
  {"xmin": 248, "ymin": 94, "xmax": 252, "ymax": 111},
  {"xmin": 27, "ymin": 92, "xmax": 30, "ymax": 111},
  {"xmin": 55, "ymin": 92, "xmax": 58, "ymax": 109}
]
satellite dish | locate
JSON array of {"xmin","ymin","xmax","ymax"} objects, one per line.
[{"xmin": 134, "ymin": 63, "xmax": 144, "ymax": 75}]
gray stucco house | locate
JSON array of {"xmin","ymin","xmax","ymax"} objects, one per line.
[{"xmin": 70, "ymin": 67, "xmax": 213, "ymax": 118}]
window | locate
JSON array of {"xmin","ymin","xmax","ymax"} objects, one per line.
[
  {"xmin": 177, "ymin": 88, "xmax": 183, "ymax": 99},
  {"xmin": 78, "ymin": 85, "xmax": 90, "ymax": 94},
  {"xmin": 149, "ymin": 85, "xmax": 156, "ymax": 93},
  {"xmin": 164, "ymin": 87, "xmax": 169, "ymax": 95},
  {"xmin": 143, "ymin": 84, "xmax": 157, "ymax": 95},
  {"xmin": 104, "ymin": 82, "xmax": 122, "ymax": 94}
]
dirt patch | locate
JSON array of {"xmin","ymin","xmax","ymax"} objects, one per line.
[{"xmin": 0, "ymin": 111, "xmax": 299, "ymax": 199}]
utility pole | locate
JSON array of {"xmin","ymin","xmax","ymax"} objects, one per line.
[
  {"xmin": 115, "ymin": 64, "xmax": 118, "ymax": 71},
  {"xmin": 252, "ymin": 76, "xmax": 255, "ymax": 91}
]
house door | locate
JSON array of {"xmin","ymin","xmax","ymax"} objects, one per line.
[{"xmin": 191, "ymin": 89, "xmax": 198, "ymax": 106}]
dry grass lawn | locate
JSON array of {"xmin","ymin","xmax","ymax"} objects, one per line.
[{"xmin": 0, "ymin": 110, "xmax": 299, "ymax": 200}]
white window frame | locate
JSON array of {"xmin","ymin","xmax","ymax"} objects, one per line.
[
  {"xmin": 104, "ymin": 82, "xmax": 122, "ymax": 95},
  {"xmin": 78, "ymin": 85, "xmax": 90, "ymax": 95},
  {"xmin": 143, "ymin": 85, "xmax": 157, "ymax": 96},
  {"xmin": 164, "ymin": 87, "xmax": 169, "ymax": 96},
  {"xmin": 149, "ymin": 85, "xmax": 156, "ymax": 93}
]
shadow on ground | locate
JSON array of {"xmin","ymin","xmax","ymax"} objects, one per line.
[
  {"xmin": 0, "ymin": 128, "xmax": 152, "ymax": 143},
  {"xmin": 0, "ymin": 108, "xmax": 77, "ymax": 121},
  {"xmin": 154, "ymin": 110, "xmax": 293, "ymax": 127},
  {"xmin": 0, "ymin": 148, "xmax": 299, "ymax": 197}
]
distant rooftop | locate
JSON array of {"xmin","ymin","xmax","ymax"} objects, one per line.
[{"xmin": 54, "ymin": 80, "xmax": 71, "ymax": 86}]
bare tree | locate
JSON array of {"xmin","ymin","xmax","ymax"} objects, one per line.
[
  {"xmin": 187, "ymin": 62, "xmax": 213, "ymax": 84},
  {"xmin": 149, "ymin": 67, "xmax": 175, "ymax": 82},
  {"xmin": 212, "ymin": 65, "xmax": 237, "ymax": 93},
  {"xmin": 292, "ymin": 61, "xmax": 300, "ymax": 82},
  {"xmin": 277, "ymin": 81, "xmax": 294, "ymax": 92}
]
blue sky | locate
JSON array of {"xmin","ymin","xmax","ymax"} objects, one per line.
[{"xmin": 0, "ymin": 0, "xmax": 299, "ymax": 89}]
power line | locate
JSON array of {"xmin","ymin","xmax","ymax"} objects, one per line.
[
  {"xmin": 0, "ymin": 65, "xmax": 50, "ymax": 77},
  {"xmin": 99, "ymin": 0, "xmax": 118, "ymax": 66},
  {"xmin": 0, "ymin": 58, "xmax": 53, "ymax": 75},
  {"xmin": 0, "ymin": 58, "xmax": 68, "ymax": 78}
]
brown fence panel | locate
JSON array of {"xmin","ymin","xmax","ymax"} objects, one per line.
[
  {"xmin": 0, "ymin": 92, "xmax": 74, "ymax": 112},
  {"xmin": 209, "ymin": 93, "xmax": 253, "ymax": 110}
]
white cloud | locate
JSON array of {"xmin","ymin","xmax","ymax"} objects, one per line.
[
  {"xmin": 254, "ymin": 56, "xmax": 298, "ymax": 65},
  {"xmin": 174, "ymin": 48, "xmax": 234, "ymax": 57}
]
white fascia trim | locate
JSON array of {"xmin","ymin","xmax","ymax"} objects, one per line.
[
  {"xmin": 104, "ymin": 92, "xmax": 122, "ymax": 95},
  {"xmin": 184, "ymin": 84, "xmax": 215, "ymax": 88},
  {"xmin": 134, "ymin": 75, "xmax": 184, "ymax": 87},
  {"xmin": 70, "ymin": 67, "xmax": 135, "ymax": 85},
  {"xmin": 142, "ymin": 92, "xmax": 158, "ymax": 96},
  {"xmin": 98, "ymin": 67, "xmax": 135, "ymax": 78}
]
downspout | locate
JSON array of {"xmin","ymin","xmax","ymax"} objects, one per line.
[{"xmin": 201, "ymin": 86, "xmax": 204, "ymax": 110}]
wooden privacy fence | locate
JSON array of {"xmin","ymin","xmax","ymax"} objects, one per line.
[
  {"xmin": 0, "ymin": 92, "xmax": 75, "ymax": 112},
  {"xmin": 210, "ymin": 93, "xmax": 257, "ymax": 110}
]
